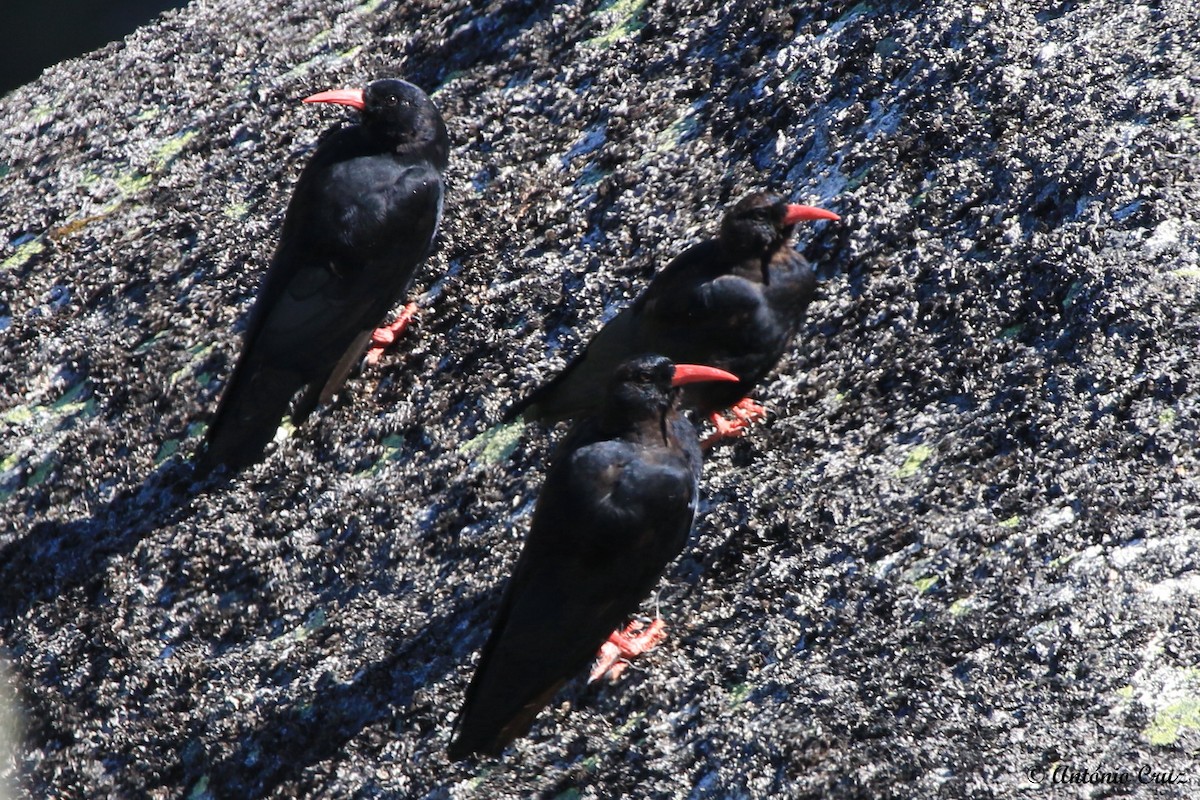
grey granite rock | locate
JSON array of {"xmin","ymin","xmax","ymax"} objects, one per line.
[{"xmin": 2, "ymin": 0, "xmax": 1200, "ymax": 797}]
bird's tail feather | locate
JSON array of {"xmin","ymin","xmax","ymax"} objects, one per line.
[
  {"xmin": 198, "ymin": 362, "xmax": 305, "ymax": 474},
  {"xmin": 503, "ymin": 310, "xmax": 640, "ymax": 424},
  {"xmin": 500, "ymin": 360, "xmax": 586, "ymax": 424},
  {"xmin": 448, "ymin": 680, "xmax": 563, "ymax": 760},
  {"xmin": 293, "ymin": 328, "xmax": 373, "ymax": 425}
]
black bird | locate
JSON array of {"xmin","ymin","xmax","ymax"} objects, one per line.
[
  {"xmin": 449, "ymin": 355, "xmax": 739, "ymax": 759},
  {"xmin": 199, "ymin": 78, "xmax": 449, "ymax": 472},
  {"xmin": 508, "ymin": 191, "xmax": 839, "ymax": 442}
]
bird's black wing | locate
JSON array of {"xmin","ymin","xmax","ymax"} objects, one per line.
[
  {"xmin": 201, "ymin": 128, "xmax": 442, "ymax": 470},
  {"xmin": 449, "ymin": 436, "xmax": 697, "ymax": 758},
  {"xmin": 244, "ymin": 150, "xmax": 443, "ymax": 379},
  {"xmin": 292, "ymin": 156, "xmax": 444, "ymax": 418}
]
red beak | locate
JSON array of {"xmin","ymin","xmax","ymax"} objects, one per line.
[
  {"xmin": 302, "ymin": 88, "xmax": 366, "ymax": 110},
  {"xmin": 671, "ymin": 364, "xmax": 740, "ymax": 387},
  {"xmin": 783, "ymin": 203, "xmax": 840, "ymax": 224}
]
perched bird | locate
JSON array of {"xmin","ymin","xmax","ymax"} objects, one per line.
[
  {"xmin": 507, "ymin": 191, "xmax": 840, "ymax": 442},
  {"xmin": 449, "ymin": 355, "xmax": 739, "ymax": 759},
  {"xmin": 198, "ymin": 78, "xmax": 449, "ymax": 473}
]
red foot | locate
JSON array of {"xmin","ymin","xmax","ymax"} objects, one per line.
[
  {"xmin": 701, "ymin": 397, "xmax": 768, "ymax": 448},
  {"xmin": 366, "ymin": 302, "xmax": 419, "ymax": 365},
  {"xmin": 589, "ymin": 618, "xmax": 667, "ymax": 683}
]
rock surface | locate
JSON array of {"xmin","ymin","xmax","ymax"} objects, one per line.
[{"xmin": 2, "ymin": 0, "xmax": 1200, "ymax": 797}]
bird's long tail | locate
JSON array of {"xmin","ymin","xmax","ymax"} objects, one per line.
[
  {"xmin": 502, "ymin": 309, "xmax": 639, "ymax": 424},
  {"xmin": 500, "ymin": 355, "xmax": 593, "ymax": 424},
  {"xmin": 197, "ymin": 361, "xmax": 305, "ymax": 475}
]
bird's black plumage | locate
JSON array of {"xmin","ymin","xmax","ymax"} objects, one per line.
[
  {"xmin": 508, "ymin": 191, "xmax": 839, "ymax": 424},
  {"xmin": 199, "ymin": 78, "xmax": 449, "ymax": 473},
  {"xmin": 449, "ymin": 356, "xmax": 736, "ymax": 759}
]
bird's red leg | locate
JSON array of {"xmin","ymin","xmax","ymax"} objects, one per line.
[
  {"xmin": 701, "ymin": 397, "xmax": 768, "ymax": 448},
  {"xmin": 589, "ymin": 618, "xmax": 667, "ymax": 683},
  {"xmin": 366, "ymin": 302, "xmax": 419, "ymax": 365}
]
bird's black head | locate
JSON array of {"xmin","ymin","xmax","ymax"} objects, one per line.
[
  {"xmin": 605, "ymin": 355, "xmax": 679, "ymax": 425},
  {"xmin": 361, "ymin": 79, "xmax": 446, "ymax": 156},
  {"xmin": 603, "ymin": 356, "xmax": 739, "ymax": 433},
  {"xmin": 719, "ymin": 191, "xmax": 839, "ymax": 257},
  {"xmin": 304, "ymin": 78, "xmax": 449, "ymax": 169}
]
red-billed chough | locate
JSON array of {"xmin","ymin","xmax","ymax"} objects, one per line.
[
  {"xmin": 508, "ymin": 191, "xmax": 839, "ymax": 443},
  {"xmin": 449, "ymin": 355, "xmax": 738, "ymax": 759},
  {"xmin": 199, "ymin": 78, "xmax": 449, "ymax": 473}
]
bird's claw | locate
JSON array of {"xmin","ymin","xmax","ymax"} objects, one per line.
[
  {"xmin": 588, "ymin": 618, "xmax": 667, "ymax": 684},
  {"xmin": 729, "ymin": 397, "xmax": 767, "ymax": 424},
  {"xmin": 366, "ymin": 302, "xmax": 419, "ymax": 365},
  {"xmin": 701, "ymin": 398, "xmax": 768, "ymax": 447}
]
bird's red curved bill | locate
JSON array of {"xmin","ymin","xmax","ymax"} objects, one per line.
[
  {"xmin": 671, "ymin": 364, "xmax": 740, "ymax": 386},
  {"xmin": 302, "ymin": 88, "xmax": 366, "ymax": 110},
  {"xmin": 784, "ymin": 203, "xmax": 840, "ymax": 224}
]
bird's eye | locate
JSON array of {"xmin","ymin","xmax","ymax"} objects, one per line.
[{"xmin": 385, "ymin": 94, "xmax": 399, "ymax": 106}]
